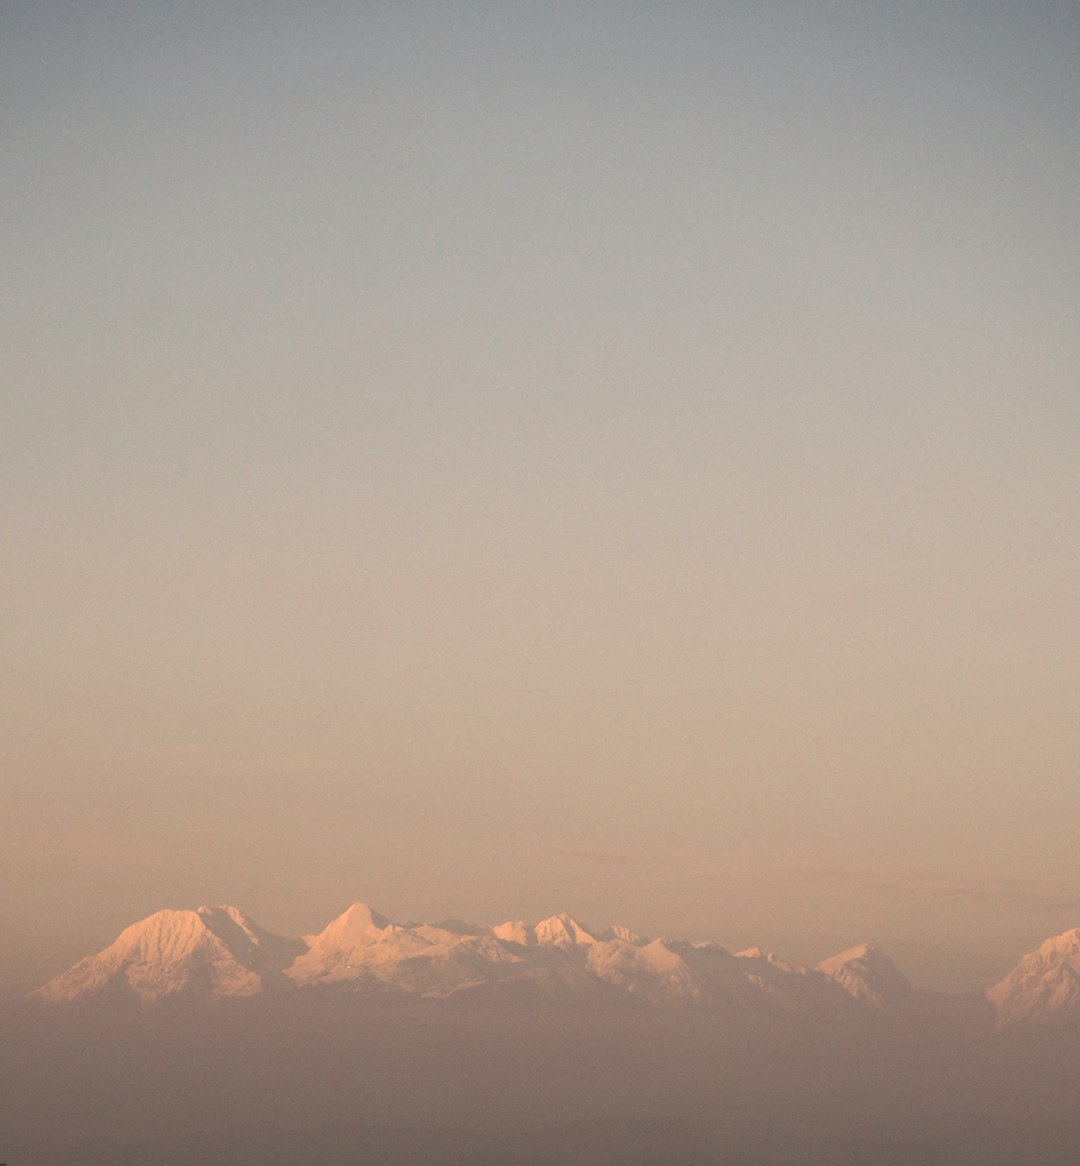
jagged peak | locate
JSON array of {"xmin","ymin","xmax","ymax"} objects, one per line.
[
  {"xmin": 985, "ymin": 929, "xmax": 1080, "ymax": 1027},
  {"xmin": 341, "ymin": 901, "xmax": 392, "ymax": 926},
  {"xmin": 198, "ymin": 904, "xmax": 252, "ymax": 921},
  {"xmin": 492, "ymin": 919, "xmax": 532, "ymax": 945},
  {"xmin": 817, "ymin": 943, "xmax": 911, "ymax": 1008},
  {"xmin": 1035, "ymin": 928, "xmax": 1080, "ymax": 958},
  {"xmin": 602, "ymin": 924, "xmax": 644, "ymax": 945},
  {"xmin": 491, "ymin": 913, "xmax": 597, "ymax": 948},
  {"xmin": 196, "ymin": 904, "xmax": 265, "ymax": 940},
  {"xmin": 427, "ymin": 918, "xmax": 484, "ymax": 935},
  {"xmin": 114, "ymin": 907, "xmax": 221, "ymax": 952},
  {"xmin": 314, "ymin": 902, "xmax": 393, "ymax": 937},
  {"xmin": 817, "ymin": 943, "xmax": 889, "ymax": 971},
  {"xmin": 534, "ymin": 913, "xmax": 596, "ymax": 947},
  {"xmin": 119, "ymin": 904, "xmax": 257, "ymax": 939},
  {"xmin": 131, "ymin": 906, "xmax": 205, "ymax": 927}
]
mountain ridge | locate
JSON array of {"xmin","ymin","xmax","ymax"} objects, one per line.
[{"xmin": 30, "ymin": 900, "xmax": 1080, "ymax": 1028}]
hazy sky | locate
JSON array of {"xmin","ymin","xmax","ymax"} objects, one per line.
[{"xmin": 4, "ymin": 0, "xmax": 1079, "ymax": 997}]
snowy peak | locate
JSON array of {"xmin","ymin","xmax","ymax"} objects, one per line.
[
  {"xmin": 986, "ymin": 928, "xmax": 1080, "ymax": 1027},
  {"xmin": 309, "ymin": 901, "xmax": 393, "ymax": 946},
  {"xmin": 491, "ymin": 920, "xmax": 531, "ymax": 945},
  {"xmin": 1032, "ymin": 928, "xmax": 1080, "ymax": 960},
  {"xmin": 492, "ymin": 913, "xmax": 597, "ymax": 948},
  {"xmin": 817, "ymin": 944, "xmax": 912, "ymax": 1010},
  {"xmin": 31, "ymin": 905, "xmax": 303, "ymax": 1003},
  {"xmin": 287, "ymin": 903, "xmax": 523, "ymax": 994},
  {"xmin": 585, "ymin": 936, "xmax": 719, "ymax": 1004},
  {"xmin": 602, "ymin": 924, "xmax": 644, "ymax": 945},
  {"xmin": 287, "ymin": 901, "xmax": 424, "ymax": 988},
  {"xmin": 534, "ymin": 913, "xmax": 596, "ymax": 947}
]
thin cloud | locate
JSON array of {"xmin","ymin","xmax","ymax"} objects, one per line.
[{"xmin": 779, "ymin": 862, "xmax": 1080, "ymax": 914}]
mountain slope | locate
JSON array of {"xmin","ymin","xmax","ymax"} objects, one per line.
[
  {"xmin": 817, "ymin": 944, "xmax": 913, "ymax": 1010},
  {"xmin": 32, "ymin": 906, "xmax": 305, "ymax": 1003},
  {"xmin": 985, "ymin": 928, "xmax": 1080, "ymax": 1026},
  {"xmin": 286, "ymin": 902, "xmax": 524, "ymax": 995}
]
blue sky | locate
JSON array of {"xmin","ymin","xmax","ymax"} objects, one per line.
[{"xmin": 3, "ymin": 1, "xmax": 1079, "ymax": 995}]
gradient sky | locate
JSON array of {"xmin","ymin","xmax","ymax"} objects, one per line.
[{"xmin": 4, "ymin": 0, "xmax": 1079, "ymax": 998}]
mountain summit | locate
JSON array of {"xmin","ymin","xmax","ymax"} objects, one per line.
[
  {"xmin": 32, "ymin": 905, "xmax": 304, "ymax": 1003},
  {"xmin": 817, "ymin": 944, "xmax": 912, "ymax": 1010},
  {"xmin": 985, "ymin": 928, "xmax": 1080, "ymax": 1026}
]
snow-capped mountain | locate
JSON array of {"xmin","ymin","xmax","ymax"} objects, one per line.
[
  {"xmin": 985, "ymin": 928, "xmax": 1080, "ymax": 1026},
  {"xmin": 32, "ymin": 905, "xmax": 305, "ymax": 1003},
  {"xmin": 493, "ymin": 911, "xmax": 598, "ymax": 948},
  {"xmin": 816, "ymin": 944, "xmax": 912, "ymax": 1011},
  {"xmin": 32, "ymin": 903, "xmax": 1080, "ymax": 1031},
  {"xmin": 286, "ymin": 902, "xmax": 525, "ymax": 996},
  {"xmin": 28, "ymin": 900, "xmax": 879, "ymax": 1014}
]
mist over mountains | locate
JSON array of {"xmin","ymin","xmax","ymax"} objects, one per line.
[
  {"xmin": 9, "ymin": 902, "xmax": 1080, "ymax": 1164},
  {"xmin": 28, "ymin": 900, "xmax": 1080, "ymax": 1029}
]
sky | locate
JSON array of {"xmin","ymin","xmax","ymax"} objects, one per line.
[{"xmin": 3, "ymin": 0, "xmax": 1079, "ymax": 999}]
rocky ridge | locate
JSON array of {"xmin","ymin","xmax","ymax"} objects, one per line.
[{"xmin": 31, "ymin": 902, "xmax": 1080, "ymax": 1028}]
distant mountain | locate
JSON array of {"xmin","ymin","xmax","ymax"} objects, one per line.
[
  {"xmin": 32, "ymin": 903, "xmax": 1080, "ymax": 1032},
  {"xmin": 285, "ymin": 901, "xmax": 526, "ymax": 996},
  {"xmin": 985, "ymin": 928, "xmax": 1080, "ymax": 1026},
  {"xmin": 31, "ymin": 905, "xmax": 304, "ymax": 1003},
  {"xmin": 817, "ymin": 944, "xmax": 912, "ymax": 1011},
  {"xmin": 26, "ymin": 901, "xmax": 883, "ymax": 1017}
]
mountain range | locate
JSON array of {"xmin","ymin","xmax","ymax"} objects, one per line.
[{"xmin": 32, "ymin": 901, "xmax": 1079, "ymax": 1028}]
